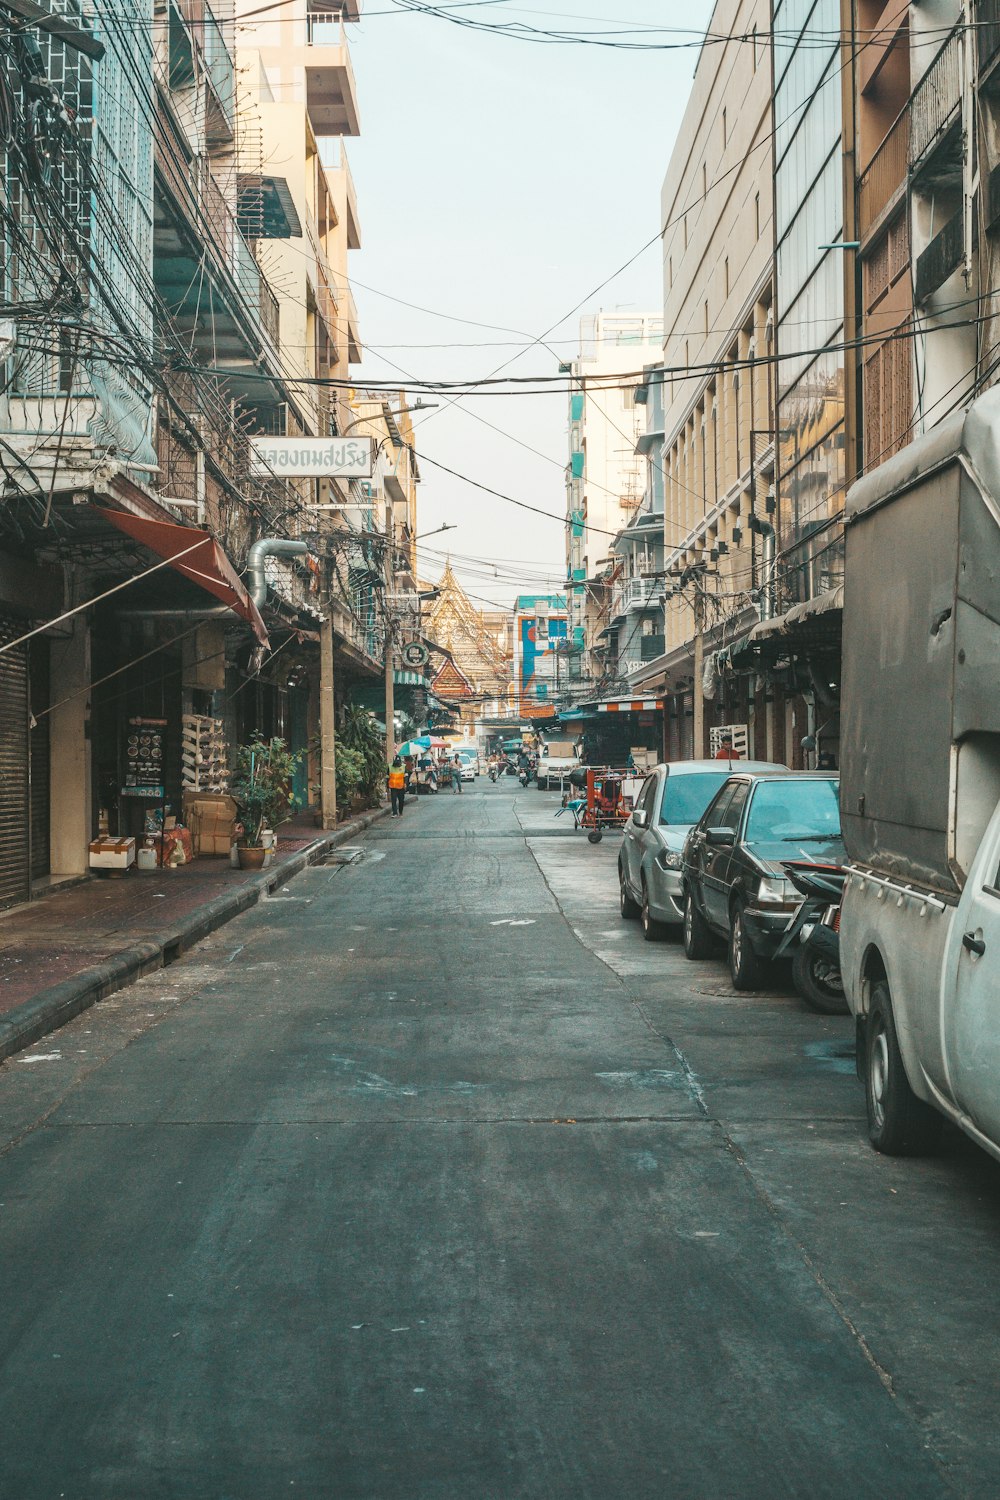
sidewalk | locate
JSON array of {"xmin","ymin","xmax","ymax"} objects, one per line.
[{"xmin": 0, "ymin": 807, "xmax": 389, "ymax": 1063}]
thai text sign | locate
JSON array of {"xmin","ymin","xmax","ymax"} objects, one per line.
[{"xmin": 250, "ymin": 436, "xmax": 373, "ymax": 478}]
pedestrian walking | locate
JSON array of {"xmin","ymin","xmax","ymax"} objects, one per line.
[
  {"xmin": 388, "ymin": 756, "xmax": 406, "ymax": 817},
  {"xmin": 452, "ymin": 754, "xmax": 463, "ymax": 793}
]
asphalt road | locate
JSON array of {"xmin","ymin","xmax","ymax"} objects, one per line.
[{"xmin": 1, "ymin": 779, "xmax": 999, "ymax": 1498}]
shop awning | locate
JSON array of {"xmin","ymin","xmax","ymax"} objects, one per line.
[
  {"xmin": 92, "ymin": 506, "xmax": 270, "ymax": 646},
  {"xmin": 597, "ymin": 698, "xmax": 663, "ymax": 713}
]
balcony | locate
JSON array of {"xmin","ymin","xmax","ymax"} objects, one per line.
[
  {"xmin": 202, "ymin": 3, "xmax": 235, "ymax": 146},
  {"xmin": 345, "ymin": 282, "xmax": 361, "ymax": 362},
  {"xmin": 611, "ymin": 576, "xmax": 662, "ymax": 618},
  {"xmin": 859, "ymin": 109, "xmax": 909, "ymax": 241},
  {"xmin": 303, "ymin": 14, "xmax": 360, "ymax": 135},
  {"xmin": 909, "ymin": 26, "xmax": 962, "ymax": 186}
]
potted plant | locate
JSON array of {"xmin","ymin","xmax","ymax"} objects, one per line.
[{"xmin": 230, "ymin": 735, "xmax": 302, "ymax": 870}]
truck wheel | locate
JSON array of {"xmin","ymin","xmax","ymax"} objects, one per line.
[
  {"xmin": 729, "ymin": 900, "xmax": 766, "ymax": 990},
  {"xmin": 683, "ymin": 888, "xmax": 712, "ymax": 960},
  {"xmin": 865, "ymin": 981, "xmax": 942, "ymax": 1156},
  {"xmin": 619, "ymin": 864, "xmax": 639, "ymax": 919},
  {"xmin": 641, "ymin": 879, "xmax": 664, "ymax": 941},
  {"xmin": 792, "ymin": 944, "xmax": 849, "ymax": 1015}
]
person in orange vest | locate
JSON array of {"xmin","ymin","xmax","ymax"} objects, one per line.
[{"xmin": 388, "ymin": 756, "xmax": 407, "ymax": 817}]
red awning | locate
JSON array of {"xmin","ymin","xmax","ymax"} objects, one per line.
[{"xmin": 92, "ymin": 506, "xmax": 269, "ymax": 646}]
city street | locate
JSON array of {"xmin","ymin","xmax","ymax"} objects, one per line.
[{"xmin": 1, "ymin": 779, "xmax": 998, "ymax": 1498}]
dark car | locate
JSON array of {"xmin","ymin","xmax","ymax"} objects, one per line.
[{"xmin": 681, "ymin": 772, "xmax": 844, "ymax": 990}]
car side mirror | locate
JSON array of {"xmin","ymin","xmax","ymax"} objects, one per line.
[
  {"xmin": 632, "ymin": 809, "xmax": 648, "ymax": 829},
  {"xmin": 705, "ymin": 827, "xmax": 736, "ymax": 847}
]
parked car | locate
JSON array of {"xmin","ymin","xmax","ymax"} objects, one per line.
[
  {"xmin": 458, "ymin": 755, "xmax": 476, "ymax": 782},
  {"xmin": 681, "ymin": 772, "xmax": 844, "ymax": 989},
  {"xmin": 619, "ymin": 759, "xmax": 785, "ymax": 940}
]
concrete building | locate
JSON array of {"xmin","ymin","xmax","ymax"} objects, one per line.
[
  {"xmin": 563, "ymin": 312, "xmax": 663, "ymax": 687},
  {"xmin": 606, "ymin": 367, "xmax": 667, "ymax": 689},
  {"xmin": 631, "ymin": 0, "xmax": 777, "ymax": 761},
  {"xmin": 511, "ymin": 594, "xmax": 570, "ymax": 712}
]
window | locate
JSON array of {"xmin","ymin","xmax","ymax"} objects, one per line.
[
  {"xmin": 702, "ymin": 783, "xmax": 736, "ymax": 829},
  {"xmin": 702, "ymin": 162, "xmax": 707, "ymax": 200},
  {"xmin": 637, "ymin": 776, "xmax": 658, "ymax": 818},
  {"xmin": 755, "ymin": 192, "xmax": 761, "ymax": 241},
  {"xmin": 751, "ymin": 24, "xmax": 758, "ymax": 67},
  {"xmin": 744, "ymin": 778, "xmax": 842, "ymax": 844},
  {"xmin": 668, "ymin": 256, "xmax": 673, "ymax": 288},
  {"xmin": 724, "ymin": 257, "xmax": 730, "ymax": 298},
  {"xmin": 722, "ymin": 108, "xmax": 727, "ymax": 148},
  {"xmin": 660, "ymin": 771, "xmax": 733, "ymax": 826},
  {"xmin": 704, "ymin": 300, "xmax": 709, "ymax": 335},
  {"xmin": 720, "ymin": 782, "xmax": 749, "ymax": 831}
]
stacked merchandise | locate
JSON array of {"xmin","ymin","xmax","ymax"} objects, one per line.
[{"xmin": 181, "ymin": 714, "xmax": 229, "ymax": 793}]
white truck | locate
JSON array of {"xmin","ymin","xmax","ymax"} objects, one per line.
[
  {"xmin": 536, "ymin": 739, "xmax": 581, "ymax": 791},
  {"xmin": 840, "ymin": 388, "xmax": 1000, "ymax": 1160}
]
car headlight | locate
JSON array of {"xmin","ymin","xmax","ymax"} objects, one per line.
[
  {"xmin": 757, "ymin": 876, "xmax": 796, "ymax": 904},
  {"xmin": 657, "ymin": 849, "xmax": 683, "ymax": 871}
]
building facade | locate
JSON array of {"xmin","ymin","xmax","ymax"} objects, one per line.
[{"xmin": 563, "ymin": 312, "xmax": 663, "ymax": 687}]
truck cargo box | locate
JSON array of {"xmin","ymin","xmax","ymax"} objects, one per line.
[{"xmin": 841, "ymin": 388, "xmax": 1000, "ymax": 895}]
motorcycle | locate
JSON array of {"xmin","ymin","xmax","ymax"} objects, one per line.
[
  {"xmin": 776, "ymin": 861, "xmax": 848, "ymax": 1014},
  {"xmin": 489, "ymin": 764, "xmax": 499, "ymax": 783},
  {"xmin": 518, "ymin": 766, "xmax": 530, "ymax": 787}
]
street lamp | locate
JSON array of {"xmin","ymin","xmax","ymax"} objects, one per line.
[{"xmin": 339, "ymin": 399, "xmax": 440, "ymax": 436}]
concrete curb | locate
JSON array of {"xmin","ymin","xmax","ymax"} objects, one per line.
[{"xmin": 0, "ymin": 805, "xmax": 390, "ymax": 1065}]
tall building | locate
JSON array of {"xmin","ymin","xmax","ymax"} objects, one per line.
[
  {"xmin": 563, "ymin": 312, "xmax": 663, "ymax": 686},
  {"xmin": 632, "ymin": 0, "xmax": 777, "ymax": 760},
  {"xmin": 511, "ymin": 594, "xmax": 569, "ymax": 712}
]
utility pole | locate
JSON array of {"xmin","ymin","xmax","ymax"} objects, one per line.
[
  {"xmin": 319, "ymin": 570, "xmax": 337, "ymax": 830},
  {"xmin": 384, "ymin": 494, "xmax": 395, "ymax": 765},
  {"xmin": 692, "ymin": 586, "xmax": 706, "ymax": 759}
]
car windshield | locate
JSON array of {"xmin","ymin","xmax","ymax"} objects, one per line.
[
  {"xmin": 744, "ymin": 778, "xmax": 841, "ymax": 843},
  {"xmin": 659, "ymin": 771, "xmax": 733, "ymax": 826}
]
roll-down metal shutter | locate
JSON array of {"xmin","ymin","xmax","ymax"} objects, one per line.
[
  {"xmin": 0, "ymin": 614, "xmax": 30, "ymax": 908},
  {"xmin": 29, "ymin": 641, "xmax": 50, "ymax": 883}
]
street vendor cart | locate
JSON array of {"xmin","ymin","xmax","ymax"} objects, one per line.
[{"xmin": 576, "ymin": 767, "xmax": 635, "ymax": 843}]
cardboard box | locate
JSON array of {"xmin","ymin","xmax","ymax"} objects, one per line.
[
  {"xmin": 89, "ymin": 836, "xmax": 136, "ymax": 871},
  {"xmin": 182, "ymin": 793, "xmax": 238, "ymax": 857}
]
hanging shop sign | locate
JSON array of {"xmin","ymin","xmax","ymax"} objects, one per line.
[
  {"xmin": 250, "ymin": 436, "xmax": 374, "ymax": 478},
  {"xmin": 400, "ymin": 640, "xmax": 429, "ymax": 669},
  {"xmin": 122, "ymin": 716, "xmax": 166, "ymax": 799}
]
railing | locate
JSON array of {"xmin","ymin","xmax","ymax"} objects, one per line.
[
  {"xmin": 306, "ymin": 12, "xmax": 345, "ymax": 45},
  {"xmin": 201, "ymin": 164, "xmax": 233, "ymax": 265},
  {"xmin": 202, "ymin": 4, "xmax": 234, "ymax": 120},
  {"xmin": 612, "ymin": 577, "xmax": 661, "ymax": 616},
  {"xmin": 859, "ymin": 109, "xmax": 909, "ymax": 239},
  {"xmin": 910, "ymin": 26, "xmax": 961, "ymax": 166},
  {"xmin": 260, "ymin": 277, "xmax": 279, "ymax": 346}
]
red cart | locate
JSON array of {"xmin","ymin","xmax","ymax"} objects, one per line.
[{"xmin": 578, "ymin": 767, "xmax": 634, "ymax": 844}]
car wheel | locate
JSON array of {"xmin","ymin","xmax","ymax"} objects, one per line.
[
  {"xmin": 683, "ymin": 887, "xmax": 712, "ymax": 960},
  {"xmin": 729, "ymin": 901, "xmax": 766, "ymax": 990},
  {"xmin": 865, "ymin": 980, "xmax": 942, "ymax": 1155},
  {"xmin": 792, "ymin": 943, "xmax": 848, "ymax": 1015},
  {"xmin": 641, "ymin": 879, "xmax": 664, "ymax": 941},
  {"xmin": 619, "ymin": 864, "xmax": 639, "ymax": 920}
]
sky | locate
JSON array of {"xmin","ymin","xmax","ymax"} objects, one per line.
[{"xmin": 346, "ymin": 0, "xmax": 713, "ymax": 609}]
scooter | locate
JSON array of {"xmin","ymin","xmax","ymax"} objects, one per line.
[
  {"xmin": 776, "ymin": 861, "xmax": 848, "ymax": 1014},
  {"xmin": 518, "ymin": 766, "xmax": 530, "ymax": 787},
  {"xmin": 489, "ymin": 764, "xmax": 500, "ymax": 783}
]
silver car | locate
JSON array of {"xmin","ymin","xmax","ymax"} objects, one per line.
[{"xmin": 619, "ymin": 758, "xmax": 786, "ymax": 939}]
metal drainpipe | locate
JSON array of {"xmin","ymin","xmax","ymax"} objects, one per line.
[{"xmin": 247, "ymin": 538, "xmax": 311, "ymax": 609}]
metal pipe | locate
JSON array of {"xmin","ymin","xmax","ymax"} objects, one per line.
[
  {"xmin": 247, "ymin": 538, "xmax": 310, "ymax": 608},
  {"xmin": 116, "ymin": 608, "xmax": 228, "ymax": 619}
]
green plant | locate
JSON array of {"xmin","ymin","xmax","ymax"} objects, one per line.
[
  {"xmin": 338, "ymin": 704, "xmax": 386, "ymax": 806},
  {"xmin": 230, "ymin": 735, "xmax": 303, "ymax": 847},
  {"xmin": 334, "ymin": 743, "xmax": 366, "ymax": 807}
]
